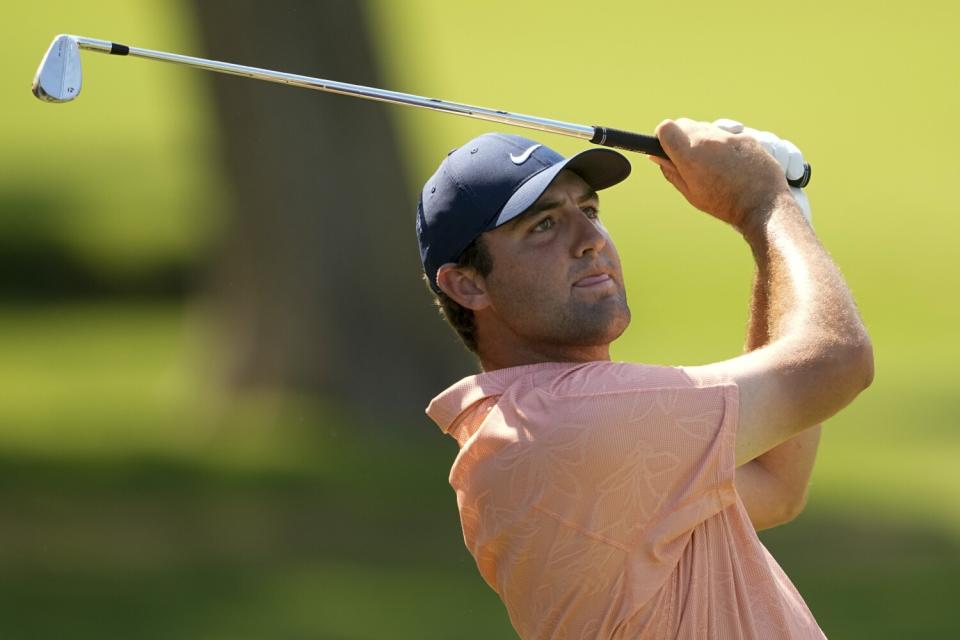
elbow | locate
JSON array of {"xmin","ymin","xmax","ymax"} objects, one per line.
[
  {"xmin": 860, "ymin": 336, "xmax": 875, "ymax": 390},
  {"xmin": 761, "ymin": 487, "xmax": 810, "ymax": 531},
  {"xmin": 753, "ymin": 489, "xmax": 809, "ymax": 531},
  {"xmin": 825, "ymin": 336, "xmax": 875, "ymax": 415},
  {"xmin": 781, "ymin": 488, "xmax": 810, "ymax": 525},
  {"xmin": 825, "ymin": 332, "xmax": 874, "ymax": 400},
  {"xmin": 850, "ymin": 333, "xmax": 875, "ymax": 393}
]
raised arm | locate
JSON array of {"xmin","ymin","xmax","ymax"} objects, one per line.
[
  {"xmin": 650, "ymin": 118, "xmax": 873, "ymax": 469},
  {"xmin": 735, "ymin": 233, "xmax": 823, "ymax": 529}
]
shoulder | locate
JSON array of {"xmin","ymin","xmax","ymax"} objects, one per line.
[
  {"xmin": 526, "ymin": 361, "xmax": 706, "ymax": 398},
  {"xmin": 503, "ymin": 362, "xmax": 739, "ymax": 443}
]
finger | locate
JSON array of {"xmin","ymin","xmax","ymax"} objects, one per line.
[
  {"xmin": 713, "ymin": 118, "xmax": 744, "ymax": 134},
  {"xmin": 654, "ymin": 118, "xmax": 675, "ymax": 137},
  {"xmin": 782, "ymin": 139, "xmax": 806, "ymax": 181},
  {"xmin": 649, "ymin": 155, "xmax": 688, "ymax": 193},
  {"xmin": 660, "ymin": 165, "xmax": 689, "ymax": 194},
  {"xmin": 647, "ymin": 154, "xmax": 676, "ymax": 171},
  {"xmin": 648, "ymin": 154, "xmax": 676, "ymax": 178},
  {"xmin": 655, "ymin": 119, "xmax": 689, "ymax": 159}
]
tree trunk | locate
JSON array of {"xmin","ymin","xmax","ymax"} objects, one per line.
[{"xmin": 190, "ymin": 0, "xmax": 471, "ymax": 425}]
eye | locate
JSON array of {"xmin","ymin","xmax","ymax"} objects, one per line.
[
  {"xmin": 531, "ymin": 216, "xmax": 555, "ymax": 232},
  {"xmin": 582, "ymin": 205, "xmax": 600, "ymax": 219}
]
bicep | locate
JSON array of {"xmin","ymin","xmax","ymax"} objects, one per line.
[{"xmin": 685, "ymin": 342, "xmax": 856, "ymax": 466}]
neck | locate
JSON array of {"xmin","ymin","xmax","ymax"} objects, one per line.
[{"xmin": 477, "ymin": 338, "xmax": 611, "ymax": 372}]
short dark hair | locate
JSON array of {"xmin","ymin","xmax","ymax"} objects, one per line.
[{"xmin": 425, "ymin": 235, "xmax": 493, "ymax": 353}]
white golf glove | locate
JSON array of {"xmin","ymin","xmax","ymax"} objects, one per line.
[{"xmin": 713, "ymin": 118, "xmax": 812, "ymax": 224}]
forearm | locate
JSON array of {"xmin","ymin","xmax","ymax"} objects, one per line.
[
  {"xmin": 743, "ymin": 266, "xmax": 822, "ymax": 522},
  {"xmin": 741, "ymin": 193, "xmax": 873, "ymax": 428},
  {"xmin": 737, "ymin": 427, "xmax": 820, "ymax": 529},
  {"xmin": 744, "ymin": 194, "xmax": 860, "ymax": 346}
]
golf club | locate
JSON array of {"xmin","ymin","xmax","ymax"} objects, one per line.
[{"xmin": 32, "ymin": 34, "xmax": 811, "ymax": 188}]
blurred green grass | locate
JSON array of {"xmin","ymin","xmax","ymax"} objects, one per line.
[
  {"xmin": 0, "ymin": 305, "xmax": 517, "ymax": 639},
  {"xmin": 2, "ymin": 0, "xmax": 959, "ymax": 638}
]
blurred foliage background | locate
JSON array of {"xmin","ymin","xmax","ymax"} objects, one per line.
[{"xmin": 1, "ymin": 0, "xmax": 957, "ymax": 638}]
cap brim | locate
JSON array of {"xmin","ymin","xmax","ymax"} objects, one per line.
[{"xmin": 492, "ymin": 147, "xmax": 631, "ymax": 228}]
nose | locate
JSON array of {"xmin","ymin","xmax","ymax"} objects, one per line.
[{"xmin": 570, "ymin": 207, "xmax": 607, "ymax": 257}]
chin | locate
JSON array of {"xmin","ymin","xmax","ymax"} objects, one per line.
[
  {"xmin": 599, "ymin": 315, "xmax": 631, "ymax": 345},
  {"xmin": 572, "ymin": 302, "xmax": 631, "ymax": 347}
]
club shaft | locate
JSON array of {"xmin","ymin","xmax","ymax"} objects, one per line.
[
  {"xmin": 66, "ymin": 35, "xmax": 812, "ymax": 188},
  {"xmin": 73, "ymin": 36, "xmax": 596, "ymax": 142}
]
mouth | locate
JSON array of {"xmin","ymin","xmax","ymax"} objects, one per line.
[{"xmin": 573, "ymin": 272, "xmax": 614, "ymax": 288}]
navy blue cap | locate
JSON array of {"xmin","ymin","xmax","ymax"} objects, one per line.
[{"xmin": 416, "ymin": 133, "xmax": 631, "ymax": 294}]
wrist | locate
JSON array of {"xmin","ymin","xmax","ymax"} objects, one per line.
[{"xmin": 738, "ymin": 190, "xmax": 800, "ymax": 243}]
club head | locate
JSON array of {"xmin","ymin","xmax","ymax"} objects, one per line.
[{"xmin": 33, "ymin": 34, "xmax": 83, "ymax": 103}]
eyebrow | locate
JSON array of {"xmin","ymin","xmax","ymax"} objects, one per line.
[{"xmin": 508, "ymin": 187, "xmax": 600, "ymax": 228}]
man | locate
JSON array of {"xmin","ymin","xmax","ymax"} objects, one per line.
[{"xmin": 416, "ymin": 118, "xmax": 873, "ymax": 639}]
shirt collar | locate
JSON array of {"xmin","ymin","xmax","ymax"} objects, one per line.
[{"xmin": 425, "ymin": 362, "xmax": 581, "ymax": 434}]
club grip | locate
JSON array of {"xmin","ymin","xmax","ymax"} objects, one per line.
[
  {"xmin": 591, "ymin": 126, "xmax": 665, "ymax": 158},
  {"xmin": 591, "ymin": 125, "xmax": 812, "ymax": 188}
]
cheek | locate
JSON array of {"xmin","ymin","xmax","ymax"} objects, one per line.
[
  {"xmin": 604, "ymin": 240, "xmax": 624, "ymax": 273},
  {"xmin": 487, "ymin": 253, "xmax": 565, "ymax": 310}
]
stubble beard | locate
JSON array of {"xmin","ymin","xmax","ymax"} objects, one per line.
[
  {"xmin": 502, "ymin": 284, "xmax": 632, "ymax": 350},
  {"xmin": 556, "ymin": 293, "xmax": 631, "ymax": 347}
]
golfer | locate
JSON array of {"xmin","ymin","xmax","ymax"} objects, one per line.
[{"xmin": 416, "ymin": 118, "xmax": 873, "ymax": 639}]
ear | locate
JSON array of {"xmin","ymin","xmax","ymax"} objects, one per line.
[{"xmin": 436, "ymin": 263, "xmax": 490, "ymax": 311}]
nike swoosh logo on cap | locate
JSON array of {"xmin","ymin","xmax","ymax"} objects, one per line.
[{"xmin": 509, "ymin": 144, "xmax": 541, "ymax": 165}]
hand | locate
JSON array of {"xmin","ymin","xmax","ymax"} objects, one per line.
[
  {"xmin": 652, "ymin": 118, "xmax": 792, "ymax": 230},
  {"xmin": 713, "ymin": 119, "xmax": 812, "ymax": 225}
]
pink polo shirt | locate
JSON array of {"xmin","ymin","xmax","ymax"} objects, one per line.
[{"xmin": 426, "ymin": 361, "xmax": 825, "ymax": 639}]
